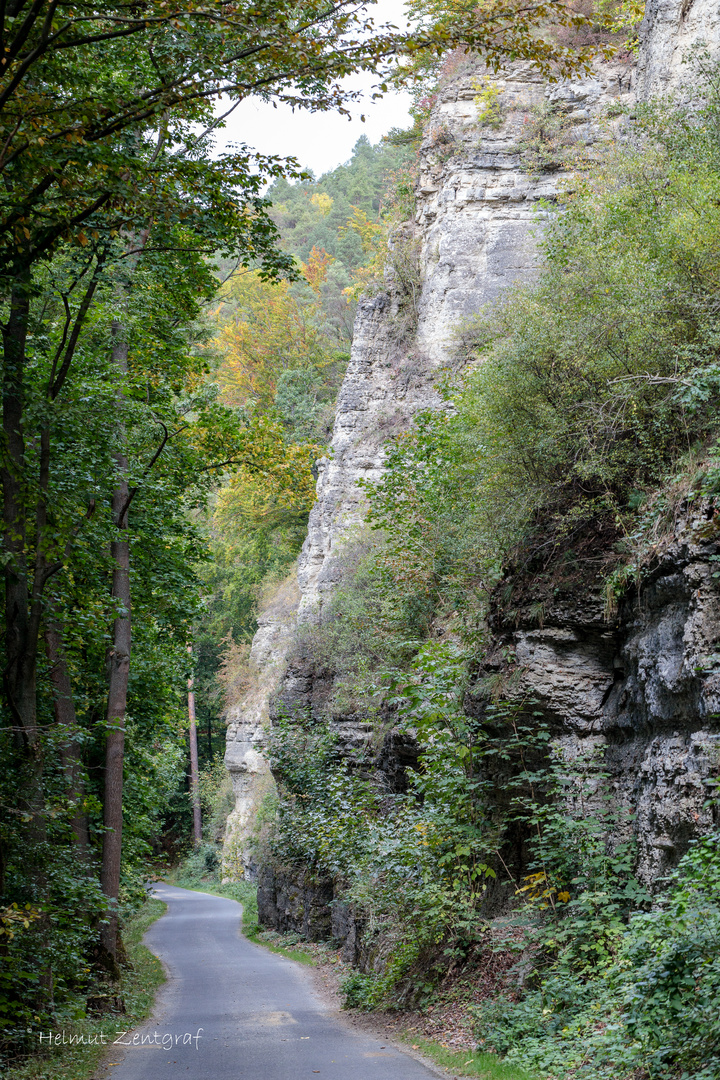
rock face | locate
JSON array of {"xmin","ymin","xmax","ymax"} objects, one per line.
[
  {"xmin": 227, "ymin": 0, "xmax": 720, "ymax": 932},
  {"xmin": 256, "ymin": 864, "xmax": 334, "ymax": 941},
  {"xmin": 414, "ymin": 61, "xmax": 632, "ymax": 360},
  {"xmin": 484, "ymin": 505, "xmax": 720, "ymax": 891},
  {"xmin": 636, "ymin": 0, "xmax": 720, "ymax": 98},
  {"xmin": 223, "ymin": 575, "xmax": 299, "ymax": 879},
  {"xmin": 257, "ymin": 511, "xmax": 720, "ymax": 939},
  {"xmin": 296, "ymin": 290, "xmax": 429, "ymax": 621}
]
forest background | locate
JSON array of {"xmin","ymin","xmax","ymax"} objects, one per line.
[
  {"xmin": 1, "ymin": 0, "xmax": 599, "ymax": 1061},
  {"xmin": 8, "ymin": 4, "xmax": 720, "ymax": 1080}
]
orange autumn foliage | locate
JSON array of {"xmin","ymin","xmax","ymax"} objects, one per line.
[{"xmin": 214, "ymin": 249, "xmax": 333, "ymax": 410}]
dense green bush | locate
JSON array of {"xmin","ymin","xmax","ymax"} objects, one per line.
[
  {"xmin": 257, "ymin": 57, "xmax": 720, "ymax": 1079},
  {"xmin": 473, "ymin": 828, "xmax": 720, "ymax": 1080}
]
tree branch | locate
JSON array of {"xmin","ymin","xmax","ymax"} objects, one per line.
[{"xmin": 49, "ymin": 250, "xmax": 107, "ymax": 400}]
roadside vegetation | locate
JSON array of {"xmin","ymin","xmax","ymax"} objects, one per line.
[
  {"xmin": 257, "ymin": 54, "xmax": 720, "ymax": 1080},
  {"xmin": 6, "ymin": 0, "xmax": 714, "ymax": 1076},
  {"xmin": 1, "ymin": 900, "xmax": 166, "ymax": 1080}
]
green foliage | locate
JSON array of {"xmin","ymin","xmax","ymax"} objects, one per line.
[
  {"xmin": 0, "ymin": 854, "xmax": 107, "ymax": 1051},
  {"xmin": 360, "ymin": 410, "xmax": 499, "ymax": 643},
  {"xmin": 268, "ymin": 136, "xmax": 416, "ymax": 340},
  {"xmin": 293, "ymin": 541, "xmax": 426, "ymax": 715},
  {"xmin": 1, "ymin": 898, "xmax": 166, "ymax": 1080},
  {"xmin": 516, "ymin": 101, "xmax": 586, "ymax": 173},
  {"xmin": 265, "ymin": 643, "xmax": 654, "ymax": 1017},
  {"xmin": 472, "ymin": 829, "xmax": 720, "ymax": 1080},
  {"xmin": 179, "ymin": 842, "xmax": 222, "ymax": 880},
  {"xmin": 473, "ymin": 78, "xmax": 506, "ymax": 130},
  {"xmin": 197, "ymin": 758, "xmax": 236, "ymax": 843},
  {"xmin": 268, "ymin": 718, "xmax": 378, "ymax": 876},
  {"xmin": 618, "ymin": 833, "xmax": 720, "ymax": 1079},
  {"xmin": 0, "ymin": 229, "xmax": 245, "ymax": 1051},
  {"xmin": 340, "ymin": 969, "xmax": 378, "ymax": 1008}
]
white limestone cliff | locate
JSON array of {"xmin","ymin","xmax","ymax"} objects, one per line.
[
  {"xmin": 222, "ymin": 575, "xmax": 298, "ymax": 878},
  {"xmin": 224, "ymin": 0, "xmax": 720, "ymax": 878},
  {"xmin": 637, "ymin": 0, "xmax": 720, "ymax": 97}
]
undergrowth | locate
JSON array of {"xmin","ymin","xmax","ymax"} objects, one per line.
[
  {"xmin": 401, "ymin": 1036, "xmax": 539, "ymax": 1080},
  {"xmin": 473, "ymin": 828, "xmax": 720, "ymax": 1080},
  {"xmin": 257, "ymin": 54, "xmax": 720, "ymax": 1080},
  {"xmin": 0, "ymin": 898, "xmax": 166, "ymax": 1080}
]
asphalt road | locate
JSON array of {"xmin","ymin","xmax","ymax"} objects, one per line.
[{"xmin": 102, "ymin": 883, "xmax": 441, "ymax": 1080}]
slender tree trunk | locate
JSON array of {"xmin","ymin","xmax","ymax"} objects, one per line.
[
  {"xmin": 100, "ymin": 324, "xmax": 131, "ymax": 961},
  {"xmin": 1, "ymin": 270, "xmax": 49, "ymax": 888},
  {"xmin": 2, "ymin": 255, "xmax": 107, "ymax": 769},
  {"xmin": 187, "ymin": 643, "xmax": 202, "ymax": 847},
  {"xmin": 1, "ymin": 271, "xmax": 39, "ymax": 752},
  {"xmin": 44, "ymin": 604, "xmax": 90, "ymax": 856}
]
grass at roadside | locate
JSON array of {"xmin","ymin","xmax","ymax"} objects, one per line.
[
  {"xmin": 165, "ymin": 872, "xmax": 319, "ymax": 965},
  {"xmin": 2, "ymin": 898, "xmax": 166, "ymax": 1080},
  {"xmin": 399, "ymin": 1035, "xmax": 539, "ymax": 1080},
  {"xmin": 166, "ymin": 867, "xmax": 536, "ymax": 1080}
]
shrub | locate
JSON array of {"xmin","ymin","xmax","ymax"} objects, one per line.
[
  {"xmin": 473, "ymin": 829, "xmax": 720, "ymax": 1080},
  {"xmin": 365, "ymin": 59, "xmax": 720, "ymax": 608}
]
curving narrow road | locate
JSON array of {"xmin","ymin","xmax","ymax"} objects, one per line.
[{"xmin": 101, "ymin": 884, "xmax": 441, "ymax": 1080}]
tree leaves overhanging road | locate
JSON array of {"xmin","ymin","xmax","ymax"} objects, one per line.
[{"xmin": 0, "ymin": 0, "xmax": 598, "ymax": 1058}]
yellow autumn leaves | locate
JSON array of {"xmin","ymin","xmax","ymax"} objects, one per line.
[{"xmin": 211, "ymin": 249, "xmax": 336, "ymax": 528}]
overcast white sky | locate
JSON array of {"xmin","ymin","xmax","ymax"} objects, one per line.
[{"xmin": 213, "ymin": 0, "xmax": 413, "ymax": 178}]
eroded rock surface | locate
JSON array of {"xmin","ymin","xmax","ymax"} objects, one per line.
[
  {"xmin": 228, "ymin": 0, "xmax": 720, "ymax": 940},
  {"xmin": 637, "ymin": 0, "xmax": 720, "ymax": 98},
  {"xmin": 486, "ymin": 506, "xmax": 720, "ymax": 890},
  {"xmin": 223, "ymin": 575, "xmax": 299, "ymax": 879}
]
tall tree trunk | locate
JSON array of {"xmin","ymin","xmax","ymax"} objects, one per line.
[
  {"xmin": 44, "ymin": 604, "xmax": 90, "ymax": 856},
  {"xmin": 1, "ymin": 270, "xmax": 48, "ymax": 884},
  {"xmin": 1, "ymin": 271, "xmax": 39, "ymax": 752},
  {"xmin": 100, "ymin": 323, "xmax": 131, "ymax": 961},
  {"xmin": 187, "ymin": 643, "xmax": 202, "ymax": 847},
  {"xmin": 1, "ymin": 269, "xmax": 53, "ymax": 1002},
  {"xmin": 2, "ymin": 255, "xmax": 107, "ymax": 771}
]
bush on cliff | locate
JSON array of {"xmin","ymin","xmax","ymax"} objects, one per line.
[
  {"xmin": 367, "ymin": 54, "xmax": 720, "ymax": 615},
  {"xmin": 260, "ymin": 56, "xmax": 720, "ymax": 1080}
]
